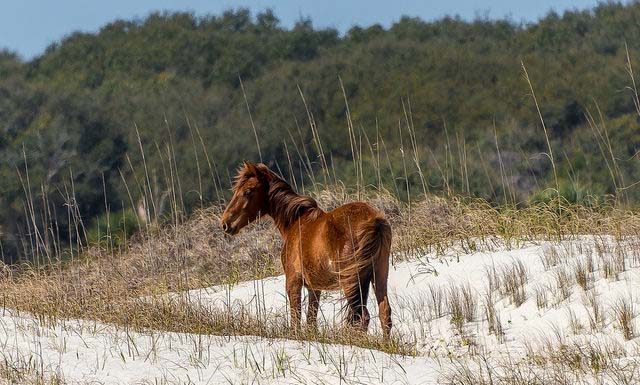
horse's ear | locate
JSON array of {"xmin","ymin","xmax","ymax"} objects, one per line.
[
  {"xmin": 243, "ymin": 160, "xmax": 257, "ymax": 175},
  {"xmin": 256, "ymin": 163, "xmax": 275, "ymax": 180}
]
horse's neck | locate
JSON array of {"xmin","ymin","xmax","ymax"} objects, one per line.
[
  {"xmin": 266, "ymin": 184, "xmax": 298, "ymax": 234},
  {"xmin": 266, "ymin": 181, "xmax": 318, "ymax": 235}
]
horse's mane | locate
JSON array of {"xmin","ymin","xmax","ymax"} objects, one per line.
[
  {"xmin": 267, "ymin": 173, "xmax": 320, "ymax": 229},
  {"xmin": 236, "ymin": 163, "xmax": 320, "ymax": 229}
]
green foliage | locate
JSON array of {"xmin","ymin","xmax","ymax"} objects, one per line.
[
  {"xmin": 86, "ymin": 209, "xmax": 140, "ymax": 248},
  {"xmin": 2, "ymin": 5, "xmax": 640, "ymax": 261},
  {"xmin": 528, "ymin": 178, "xmax": 607, "ymax": 206}
]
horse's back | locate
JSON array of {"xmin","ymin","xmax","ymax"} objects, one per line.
[{"xmin": 327, "ymin": 202, "xmax": 384, "ymax": 234}]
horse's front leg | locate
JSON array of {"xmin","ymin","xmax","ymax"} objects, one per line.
[
  {"xmin": 306, "ymin": 288, "xmax": 322, "ymax": 331},
  {"xmin": 286, "ymin": 274, "xmax": 303, "ymax": 331}
]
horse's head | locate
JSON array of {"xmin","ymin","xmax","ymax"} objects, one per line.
[{"xmin": 220, "ymin": 161, "xmax": 270, "ymax": 235}]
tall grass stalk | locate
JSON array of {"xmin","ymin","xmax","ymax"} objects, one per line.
[{"xmin": 521, "ymin": 61, "xmax": 560, "ymax": 203}]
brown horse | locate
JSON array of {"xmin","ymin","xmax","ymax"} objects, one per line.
[{"xmin": 220, "ymin": 161, "xmax": 393, "ymax": 337}]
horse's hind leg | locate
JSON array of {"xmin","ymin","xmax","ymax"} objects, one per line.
[
  {"xmin": 373, "ymin": 255, "xmax": 392, "ymax": 338},
  {"xmin": 350, "ymin": 302, "xmax": 370, "ymax": 331},
  {"xmin": 306, "ymin": 288, "xmax": 321, "ymax": 331},
  {"xmin": 344, "ymin": 275, "xmax": 371, "ymax": 332}
]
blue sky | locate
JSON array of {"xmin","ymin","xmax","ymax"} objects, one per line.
[{"xmin": 0, "ymin": 0, "xmax": 617, "ymax": 59}]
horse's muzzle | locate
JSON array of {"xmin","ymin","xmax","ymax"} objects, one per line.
[{"xmin": 221, "ymin": 221, "xmax": 238, "ymax": 235}]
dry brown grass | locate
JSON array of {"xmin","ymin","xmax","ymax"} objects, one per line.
[
  {"xmin": 427, "ymin": 283, "xmax": 446, "ymax": 319},
  {"xmin": 483, "ymin": 291, "xmax": 504, "ymax": 340},
  {"xmin": 0, "ymin": 360, "xmax": 64, "ymax": 385},
  {"xmin": 612, "ymin": 295, "xmax": 636, "ymax": 341},
  {"xmin": 553, "ymin": 266, "xmax": 574, "ymax": 305},
  {"xmin": 584, "ymin": 289, "xmax": 604, "ymax": 331},
  {"xmin": 573, "ymin": 258, "xmax": 590, "ymax": 291},
  {"xmin": 391, "ymin": 195, "xmax": 640, "ymax": 261},
  {"xmin": 445, "ymin": 338, "xmax": 640, "ymax": 385},
  {"xmin": 499, "ymin": 259, "xmax": 528, "ymax": 306},
  {"xmin": 448, "ymin": 283, "xmax": 474, "ymax": 334},
  {"xmin": 532, "ymin": 284, "xmax": 549, "ymax": 310}
]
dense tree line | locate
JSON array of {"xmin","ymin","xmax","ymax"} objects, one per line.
[{"xmin": 1, "ymin": 3, "xmax": 640, "ymax": 261}]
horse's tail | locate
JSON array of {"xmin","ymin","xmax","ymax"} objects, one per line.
[{"xmin": 341, "ymin": 214, "xmax": 392, "ymax": 327}]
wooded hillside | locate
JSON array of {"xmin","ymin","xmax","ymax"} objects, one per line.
[{"xmin": 1, "ymin": 3, "xmax": 640, "ymax": 261}]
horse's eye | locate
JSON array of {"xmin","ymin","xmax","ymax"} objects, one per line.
[{"xmin": 243, "ymin": 189, "xmax": 253, "ymax": 197}]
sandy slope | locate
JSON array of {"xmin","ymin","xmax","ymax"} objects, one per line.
[
  {"xmin": 2, "ymin": 237, "xmax": 640, "ymax": 384},
  {"xmin": 0, "ymin": 312, "xmax": 439, "ymax": 384}
]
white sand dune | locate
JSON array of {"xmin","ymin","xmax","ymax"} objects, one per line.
[{"xmin": 2, "ymin": 237, "xmax": 640, "ymax": 384}]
